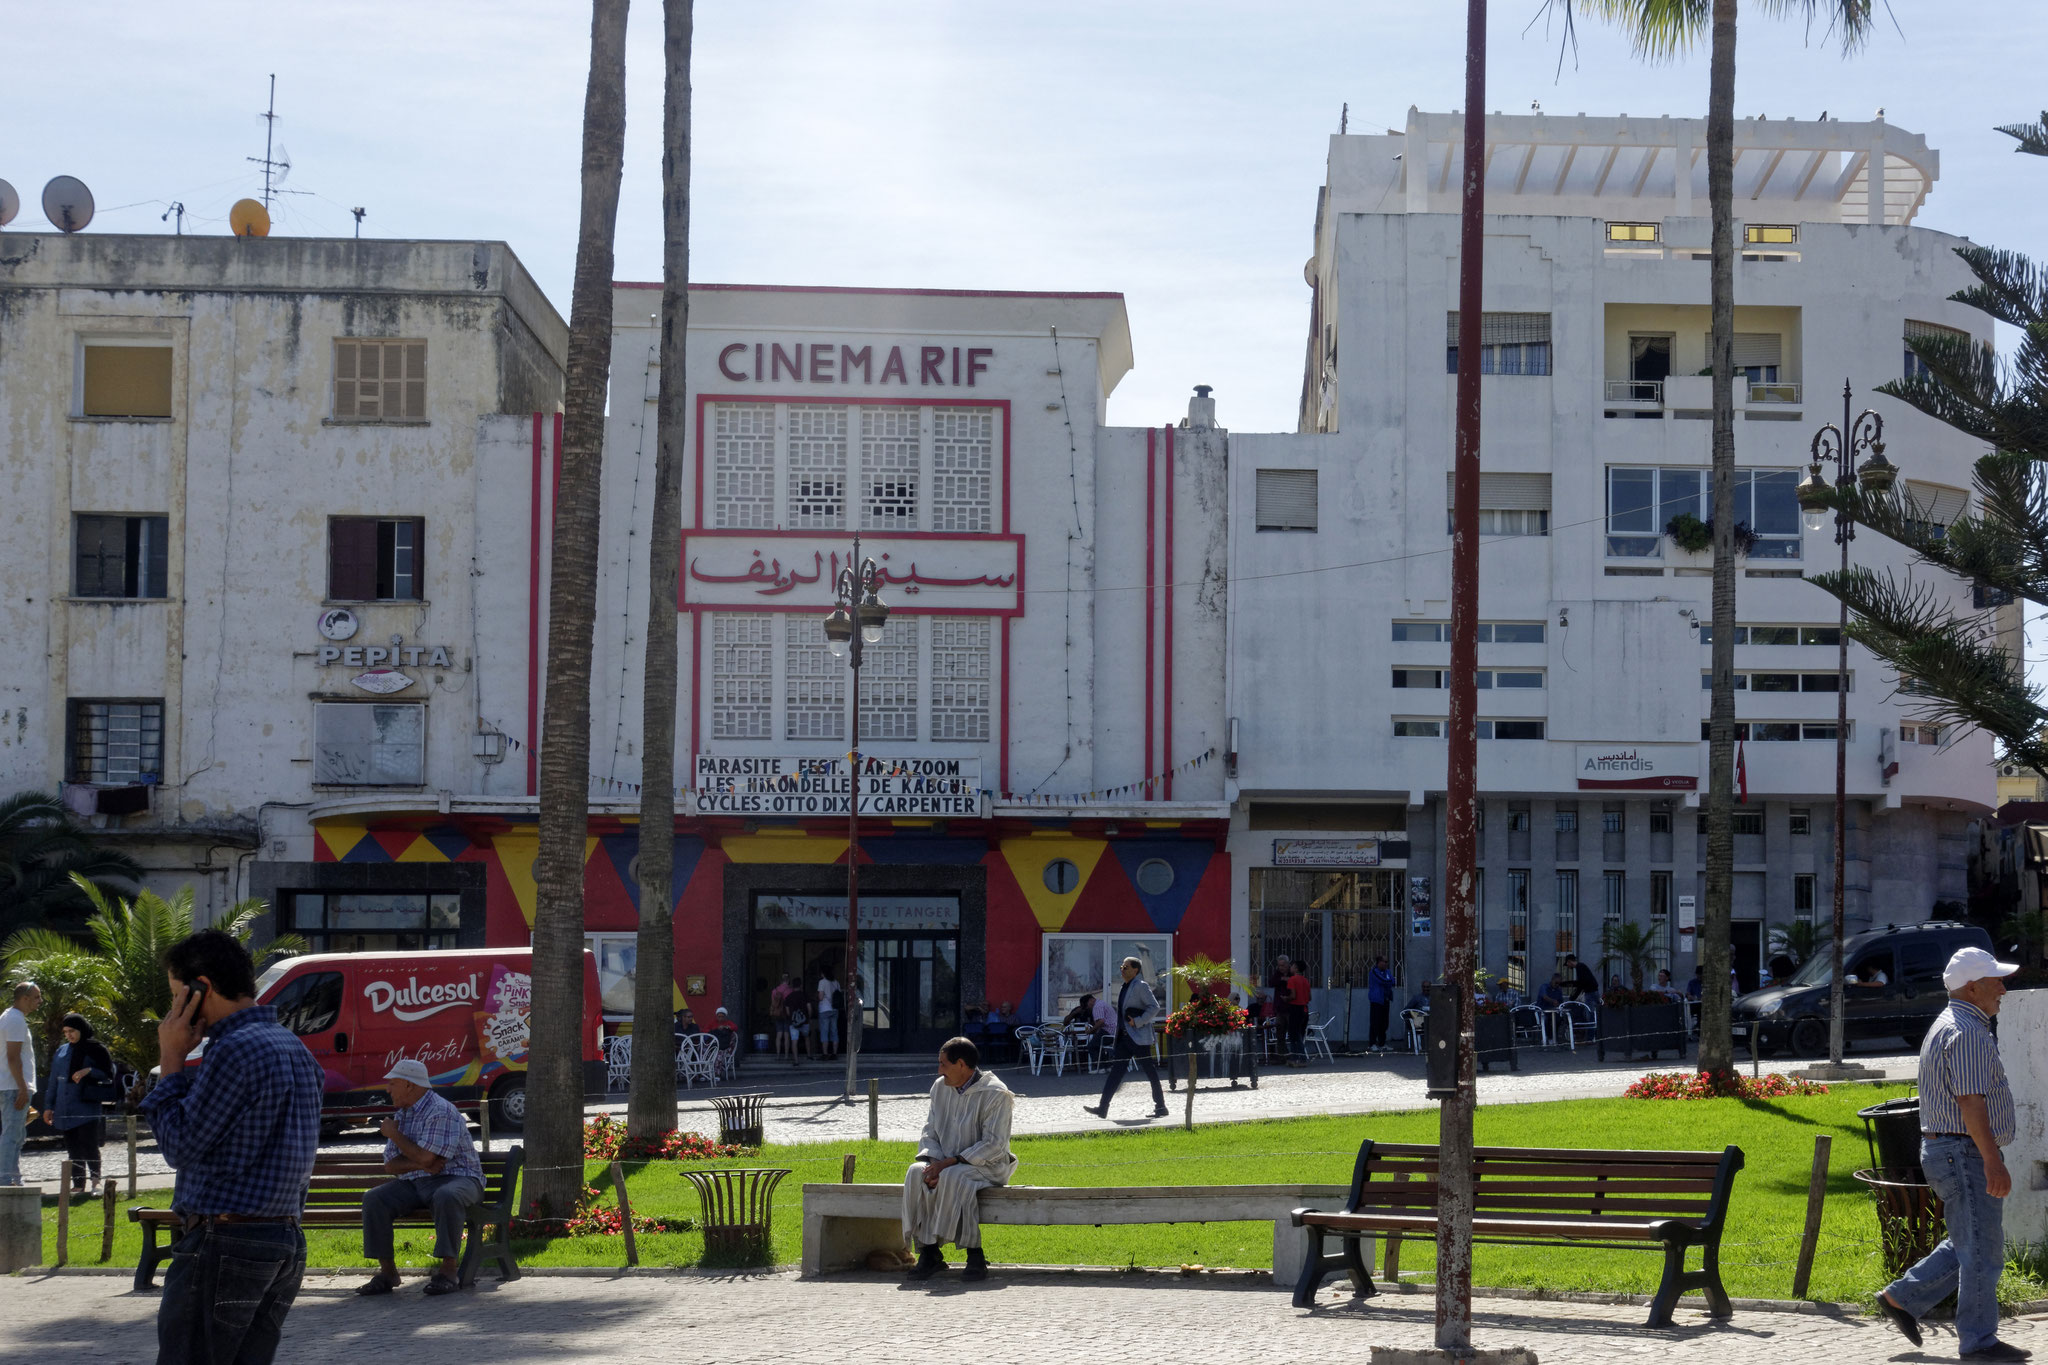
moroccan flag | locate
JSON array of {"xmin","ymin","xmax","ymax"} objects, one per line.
[{"xmin": 1736, "ymin": 740, "xmax": 1748, "ymax": 804}]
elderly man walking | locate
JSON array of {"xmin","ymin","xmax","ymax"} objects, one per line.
[
  {"xmin": 1875, "ymin": 947, "xmax": 2026, "ymax": 1361},
  {"xmin": 357, "ymin": 1059, "xmax": 485, "ymax": 1297},
  {"xmin": 1084, "ymin": 956, "xmax": 1167, "ymax": 1120},
  {"xmin": 903, "ymin": 1037, "xmax": 1017, "ymax": 1283}
]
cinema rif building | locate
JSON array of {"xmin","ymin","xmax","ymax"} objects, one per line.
[{"xmin": 294, "ymin": 283, "xmax": 1232, "ymax": 1054}]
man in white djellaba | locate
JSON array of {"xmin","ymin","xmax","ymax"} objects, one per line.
[{"xmin": 902, "ymin": 1036, "xmax": 1017, "ymax": 1282}]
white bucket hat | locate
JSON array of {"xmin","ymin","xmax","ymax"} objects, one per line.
[{"xmin": 383, "ymin": 1058, "xmax": 433, "ymax": 1087}]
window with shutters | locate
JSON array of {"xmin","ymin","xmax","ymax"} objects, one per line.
[
  {"xmin": 1446, "ymin": 312, "xmax": 1552, "ymax": 376},
  {"xmin": 1903, "ymin": 320, "xmax": 1968, "ymax": 383},
  {"xmin": 784, "ymin": 614, "xmax": 847, "ymax": 739},
  {"xmin": 709, "ymin": 613, "xmax": 773, "ymax": 740},
  {"xmin": 74, "ymin": 515, "xmax": 169, "ymax": 598},
  {"xmin": 1254, "ymin": 469, "xmax": 1317, "ymax": 531},
  {"xmin": 1902, "ymin": 480, "xmax": 1967, "ymax": 542},
  {"xmin": 1607, "ymin": 222, "xmax": 1660, "ymax": 242},
  {"xmin": 1446, "ymin": 473, "xmax": 1551, "ymax": 536},
  {"xmin": 332, "ymin": 340, "xmax": 427, "ymax": 422},
  {"xmin": 312, "ymin": 702, "xmax": 425, "ymax": 785},
  {"xmin": 860, "ymin": 405, "xmax": 920, "ymax": 530},
  {"xmin": 67, "ymin": 699, "xmax": 164, "ymax": 784},
  {"xmin": 78, "ymin": 343, "xmax": 174, "ymax": 418},
  {"xmin": 1745, "ymin": 224, "xmax": 1797, "ymax": 245},
  {"xmin": 931, "ymin": 619, "xmax": 991, "ymax": 742},
  {"xmin": 712, "ymin": 403, "xmax": 776, "ymax": 529},
  {"xmin": 1607, "ymin": 466, "xmax": 1801, "ymax": 559},
  {"xmin": 327, "ymin": 518, "xmax": 424, "ymax": 601}
]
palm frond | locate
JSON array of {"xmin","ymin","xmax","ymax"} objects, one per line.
[
  {"xmin": 1753, "ymin": 0, "xmax": 1878, "ymax": 55},
  {"xmin": 1996, "ymin": 113, "xmax": 2048, "ymax": 159},
  {"xmin": 1832, "ymin": 452, "xmax": 2048, "ymax": 608}
]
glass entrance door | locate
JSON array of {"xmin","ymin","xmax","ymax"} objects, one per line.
[{"xmin": 857, "ymin": 936, "xmax": 959, "ymax": 1053}]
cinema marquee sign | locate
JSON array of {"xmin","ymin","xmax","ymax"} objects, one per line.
[
  {"xmin": 693, "ymin": 755, "xmax": 985, "ymax": 817},
  {"xmin": 1575, "ymin": 744, "xmax": 1698, "ymax": 791}
]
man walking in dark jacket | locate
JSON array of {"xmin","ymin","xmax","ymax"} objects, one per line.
[
  {"xmin": 1084, "ymin": 958, "xmax": 1167, "ymax": 1119},
  {"xmin": 1366, "ymin": 957, "xmax": 1397, "ymax": 1053}
]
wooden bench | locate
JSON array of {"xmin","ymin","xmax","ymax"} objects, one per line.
[
  {"xmin": 131, "ymin": 1146, "xmax": 524, "ymax": 1292},
  {"xmin": 803, "ymin": 1181, "xmax": 1347, "ymax": 1286},
  {"xmin": 1290, "ymin": 1140, "xmax": 1744, "ymax": 1328}
]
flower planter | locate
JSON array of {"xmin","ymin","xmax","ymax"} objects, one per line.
[
  {"xmin": 1475, "ymin": 1011, "xmax": 1518, "ymax": 1073},
  {"xmin": 1597, "ymin": 1002, "xmax": 1687, "ymax": 1061}
]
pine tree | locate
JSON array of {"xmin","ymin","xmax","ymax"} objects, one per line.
[{"xmin": 1807, "ymin": 115, "xmax": 2048, "ymax": 777}]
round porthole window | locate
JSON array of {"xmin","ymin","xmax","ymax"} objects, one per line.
[
  {"xmin": 625, "ymin": 854, "xmax": 642, "ymax": 886},
  {"xmin": 1134, "ymin": 858, "xmax": 1175, "ymax": 896},
  {"xmin": 1043, "ymin": 858, "xmax": 1081, "ymax": 894}
]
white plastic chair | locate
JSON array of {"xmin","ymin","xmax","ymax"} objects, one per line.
[
  {"xmin": 1016, "ymin": 1026, "xmax": 1048, "ymax": 1076},
  {"xmin": 677, "ymin": 1033, "xmax": 718, "ymax": 1089},
  {"xmin": 603, "ymin": 1034, "xmax": 632, "ymax": 1090},
  {"xmin": 1557, "ymin": 999, "xmax": 1597, "ymax": 1052},
  {"xmin": 1402, "ymin": 1009, "xmax": 1428, "ymax": 1054},
  {"xmin": 1303, "ymin": 1015, "xmax": 1335, "ymax": 1063},
  {"xmin": 1509, "ymin": 1004, "xmax": 1546, "ymax": 1047}
]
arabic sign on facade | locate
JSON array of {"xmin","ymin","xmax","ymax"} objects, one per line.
[
  {"xmin": 752, "ymin": 894, "xmax": 961, "ymax": 932},
  {"xmin": 1271, "ymin": 838, "xmax": 1383, "ymax": 867},
  {"xmin": 681, "ymin": 532, "xmax": 1024, "ymax": 615},
  {"xmin": 1574, "ymin": 743, "xmax": 1699, "ymax": 791},
  {"xmin": 693, "ymin": 754, "xmax": 985, "ymax": 817}
]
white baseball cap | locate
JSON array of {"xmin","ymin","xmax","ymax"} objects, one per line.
[
  {"xmin": 383, "ymin": 1059, "xmax": 433, "ymax": 1087},
  {"xmin": 1943, "ymin": 947, "xmax": 2019, "ymax": 992}
]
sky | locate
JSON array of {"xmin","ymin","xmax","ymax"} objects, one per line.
[{"xmin": 10, "ymin": 0, "xmax": 2047, "ymax": 435}]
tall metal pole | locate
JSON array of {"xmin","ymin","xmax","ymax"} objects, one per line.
[
  {"xmin": 1438, "ymin": 0, "xmax": 1487, "ymax": 1350},
  {"xmin": 843, "ymin": 534, "xmax": 866, "ymax": 1102},
  {"xmin": 1828, "ymin": 382, "xmax": 1851, "ymax": 1066}
]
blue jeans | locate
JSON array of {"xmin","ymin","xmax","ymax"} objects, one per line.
[
  {"xmin": 158, "ymin": 1221, "xmax": 306, "ymax": 1365},
  {"xmin": 818, "ymin": 1010, "xmax": 839, "ymax": 1048},
  {"xmin": 1883, "ymin": 1136, "xmax": 2006, "ymax": 1354},
  {"xmin": 0, "ymin": 1091, "xmax": 25, "ymax": 1185}
]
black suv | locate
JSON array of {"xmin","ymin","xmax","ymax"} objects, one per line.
[{"xmin": 1730, "ymin": 920, "xmax": 1992, "ymax": 1058}]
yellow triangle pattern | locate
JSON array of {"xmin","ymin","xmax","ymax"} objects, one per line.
[
  {"xmin": 721, "ymin": 832, "xmax": 849, "ymax": 865},
  {"xmin": 316, "ymin": 821, "xmax": 369, "ymax": 862},
  {"xmin": 395, "ymin": 835, "xmax": 450, "ymax": 863},
  {"xmin": 998, "ymin": 835, "xmax": 1109, "ymax": 932},
  {"xmin": 488, "ymin": 832, "xmax": 603, "ymax": 927}
]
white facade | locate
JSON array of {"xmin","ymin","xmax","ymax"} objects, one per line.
[
  {"xmin": 0, "ymin": 232, "xmax": 565, "ymax": 921},
  {"xmin": 1228, "ymin": 110, "xmax": 2000, "ymax": 999}
]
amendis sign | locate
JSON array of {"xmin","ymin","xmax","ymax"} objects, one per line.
[{"xmin": 1575, "ymin": 744, "xmax": 1698, "ymax": 791}]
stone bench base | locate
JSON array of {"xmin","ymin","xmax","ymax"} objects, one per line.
[{"xmin": 802, "ymin": 1182, "xmax": 1351, "ymax": 1289}]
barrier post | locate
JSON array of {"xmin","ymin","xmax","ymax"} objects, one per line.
[
  {"xmin": 1791, "ymin": 1134, "xmax": 1832, "ymax": 1298},
  {"xmin": 611, "ymin": 1161, "xmax": 638, "ymax": 1268}
]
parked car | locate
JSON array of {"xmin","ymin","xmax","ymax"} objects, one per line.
[
  {"xmin": 1730, "ymin": 919, "xmax": 1992, "ymax": 1058},
  {"xmin": 233, "ymin": 948, "xmax": 606, "ymax": 1133}
]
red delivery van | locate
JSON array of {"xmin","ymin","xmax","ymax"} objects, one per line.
[{"xmin": 251, "ymin": 948, "xmax": 606, "ymax": 1133}]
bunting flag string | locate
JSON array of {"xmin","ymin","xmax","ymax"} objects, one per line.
[
  {"xmin": 994, "ymin": 746, "xmax": 1219, "ymax": 807},
  {"xmin": 492, "ymin": 729, "xmax": 683, "ymax": 800}
]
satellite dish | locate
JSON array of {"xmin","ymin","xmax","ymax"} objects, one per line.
[
  {"xmin": 42, "ymin": 176, "xmax": 94, "ymax": 232},
  {"xmin": 229, "ymin": 198, "xmax": 271, "ymax": 238},
  {"xmin": 0, "ymin": 180, "xmax": 18, "ymax": 228}
]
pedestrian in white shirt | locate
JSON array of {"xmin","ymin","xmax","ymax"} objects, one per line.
[
  {"xmin": 816, "ymin": 970, "xmax": 841, "ymax": 1060},
  {"xmin": 0, "ymin": 981, "xmax": 41, "ymax": 1186}
]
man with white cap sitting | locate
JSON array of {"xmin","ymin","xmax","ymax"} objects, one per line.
[
  {"xmin": 1875, "ymin": 945, "xmax": 2026, "ymax": 1361},
  {"xmin": 356, "ymin": 1059, "xmax": 485, "ymax": 1298}
]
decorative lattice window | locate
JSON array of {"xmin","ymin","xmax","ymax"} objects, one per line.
[
  {"xmin": 931, "ymin": 619, "xmax": 992, "ymax": 742},
  {"xmin": 786, "ymin": 405, "xmax": 848, "ymax": 530},
  {"xmin": 861, "ymin": 406, "xmax": 920, "ymax": 530},
  {"xmin": 709, "ymin": 613, "xmax": 773, "ymax": 740},
  {"xmin": 861, "ymin": 632, "xmax": 919, "ymax": 742},
  {"xmin": 931, "ymin": 407, "xmax": 994, "ymax": 532},
  {"xmin": 711, "ymin": 403, "xmax": 775, "ymax": 529},
  {"xmin": 784, "ymin": 615, "xmax": 846, "ymax": 739}
]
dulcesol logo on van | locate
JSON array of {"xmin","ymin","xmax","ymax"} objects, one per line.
[{"xmin": 362, "ymin": 974, "xmax": 481, "ymax": 1022}]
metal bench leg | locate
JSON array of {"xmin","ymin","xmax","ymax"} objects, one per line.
[
  {"xmin": 1646, "ymin": 1239, "xmax": 1689, "ymax": 1328},
  {"xmin": 1291, "ymin": 1226, "xmax": 1329, "ymax": 1308},
  {"xmin": 457, "ymin": 1210, "xmax": 485, "ymax": 1288},
  {"xmin": 1340, "ymin": 1232, "xmax": 1379, "ymax": 1298},
  {"xmin": 495, "ymin": 1216, "xmax": 521, "ymax": 1282},
  {"xmin": 1699, "ymin": 1238, "xmax": 1731, "ymax": 1318},
  {"xmin": 134, "ymin": 1222, "xmax": 163, "ymax": 1292}
]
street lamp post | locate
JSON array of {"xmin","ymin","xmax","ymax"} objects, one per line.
[
  {"xmin": 1797, "ymin": 382, "xmax": 1894, "ymax": 1067},
  {"xmin": 823, "ymin": 532, "xmax": 889, "ymax": 1102}
]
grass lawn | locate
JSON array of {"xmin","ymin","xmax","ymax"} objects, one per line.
[{"xmin": 41, "ymin": 1084, "xmax": 1943, "ymax": 1304}]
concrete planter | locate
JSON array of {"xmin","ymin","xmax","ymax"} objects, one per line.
[{"xmin": 1597, "ymin": 1003, "xmax": 1688, "ymax": 1061}]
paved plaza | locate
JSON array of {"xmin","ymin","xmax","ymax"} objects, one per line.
[{"xmin": 3, "ymin": 1267, "xmax": 2037, "ymax": 1364}]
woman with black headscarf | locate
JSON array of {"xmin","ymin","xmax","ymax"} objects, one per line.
[{"xmin": 40, "ymin": 1014, "xmax": 113, "ymax": 1196}]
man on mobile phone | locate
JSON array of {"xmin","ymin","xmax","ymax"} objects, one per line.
[{"xmin": 141, "ymin": 931, "xmax": 323, "ymax": 1365}]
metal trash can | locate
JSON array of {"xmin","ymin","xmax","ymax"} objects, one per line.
[
  {"xmin": 1858, "ymin": 1096, "xmax": 1924, "ymax": 1178},
  {"xmin": 681, "ymin": 1167, "xmax": 790, "ymax": 1265},
  {"xmin": 708, "ymin": 1091, "xmax": 769, "ymax": 1147},
  {"xmin": 1854, "ymin": 1167, "xmax": 1947, "ymax": 1277}
]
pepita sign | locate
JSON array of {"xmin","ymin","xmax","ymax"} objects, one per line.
[{"xmin": 362, "ymin": 973, "xmax": 481, "ymax": 1022}]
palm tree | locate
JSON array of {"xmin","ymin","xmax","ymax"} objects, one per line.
[
  {"xmin": 1598, "ymin": 919, "xmax": 1662, "ymax": 993},
  {"xmin": 529, "ymin": 0, "xmax": 631, "ymax": 1219},
  {"xmin": 0, "ymin": 790, "xmax": 144, "ymax": 940},
  {"xmin": 0, "ymin": 927, "xmax": 113, "ymax": 1057},
  {"xmin": 628, "ymin": 0, "xmax": 694, "ymax": 1142},
  {"xmin": 1768, "ymin": 918, "xmax": 1824, "ymax": 968},
  {"xmin": 1565, "ymin": 0, "xmax": 1875, "ymax": 1075}
]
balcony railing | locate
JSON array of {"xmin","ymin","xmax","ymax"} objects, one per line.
[
  {"xmin": 1747, "ymin": 382, "xmax": 1801, "ymax": 404},
  {"xmin": 1604, "ymin": 379, "xmax": 1663, "ymax": 404}
]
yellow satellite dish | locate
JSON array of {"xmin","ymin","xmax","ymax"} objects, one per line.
[{"xmin": 229, "ymin": 198, "xmax": 271, "ymax": 237}]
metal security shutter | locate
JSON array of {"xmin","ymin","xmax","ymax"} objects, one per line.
[
  {"xmin": 1255, "ymin": 469, "xmax": 1318, "ymax": 531},
  {"xmin": 1703, "ymin": 333, "xmax": 1784, "ymax": 368},
  {"xmin": 1446, "ymin": 312, "xmax": 1552, "ymax": 346},
  {"xmin": 1445, "ymin": 472, "xmax": 1552, "ymax": 511},
  {"xmin": 1904, "ymin": 480, "xmax": 1968, "ymax": 525}
]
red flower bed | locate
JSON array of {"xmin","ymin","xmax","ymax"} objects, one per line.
[
  {"xmin": 1159, "ymin": 994, "xmax": 1250, "ymax": 1040},
  {"xmin": 512, "ymin": 1182, "xmax": 699, "ymax": 1238},
  {"xmin": 581, "ymin": 1114, "xmax": 750, "ymax": 1162},
  {"xmin": 1624, "ymin": 1069, "xmax": 1829, "ymax": 1100}
]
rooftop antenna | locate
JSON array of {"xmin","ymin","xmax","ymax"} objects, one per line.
[
  {"xmin": 351, "ymin": 206, "xmax": 366, "ymax": 238},
  {"xmin": 1340, "ymin": 102, "xmax": 1349, "ymax": 134},
  {"xmin": 161, "ymin": 201, "xmax": 186, "ymax": 235},
  {"xmin": 247, "ymin": 74, "xmax": 288, "ymax": 208}
]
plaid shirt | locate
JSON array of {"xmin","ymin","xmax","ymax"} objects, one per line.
[
  {"xmin": 1918, "ymin": 998, "xmax": 2015, "ymax": 1146},
  {"xmin": 141, "ymin": 1005, "xmax": 324, "ymax": 1217},
  {"xmin": 385, "ymin": 1088, "xmax": 483, "ymax": 1184}
]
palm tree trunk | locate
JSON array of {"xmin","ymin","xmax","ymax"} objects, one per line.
[
  {"xmin": 529, "ymin": 0, "xmax": 630, "ymax": 1218},
  {"xmin": 1697, "ymin": 0, "xmax": 1738, "ymax": 1076},
  {"xmin": 627, "ymin": 0, "xmax": 693, "ymax": 1142}
]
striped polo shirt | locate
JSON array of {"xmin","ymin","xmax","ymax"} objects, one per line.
[{"xmin": 1918, "ymin": 998, "xmax": 2014, "ymax": 1146}]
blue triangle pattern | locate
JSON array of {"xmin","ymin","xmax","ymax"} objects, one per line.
[{"xmin": 1108, "ymin": 840, "xmax": 1212, "ymax": 932}]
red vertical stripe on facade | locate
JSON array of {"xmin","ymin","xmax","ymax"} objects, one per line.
[
  {"xmin": 527, "ymin": 413, "xmax": 544, "ymax": 796},
  {"xmin": 1144, "ymin": 428, "xmax": 1156, "ymax": 799},
  {"xmin": 1164, "ymin": 424, "xmax": 1175, "ymax": 800},
  {"xmin": 999, "ymin": 615, "xmax": 1011, "ymax": 794}
]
